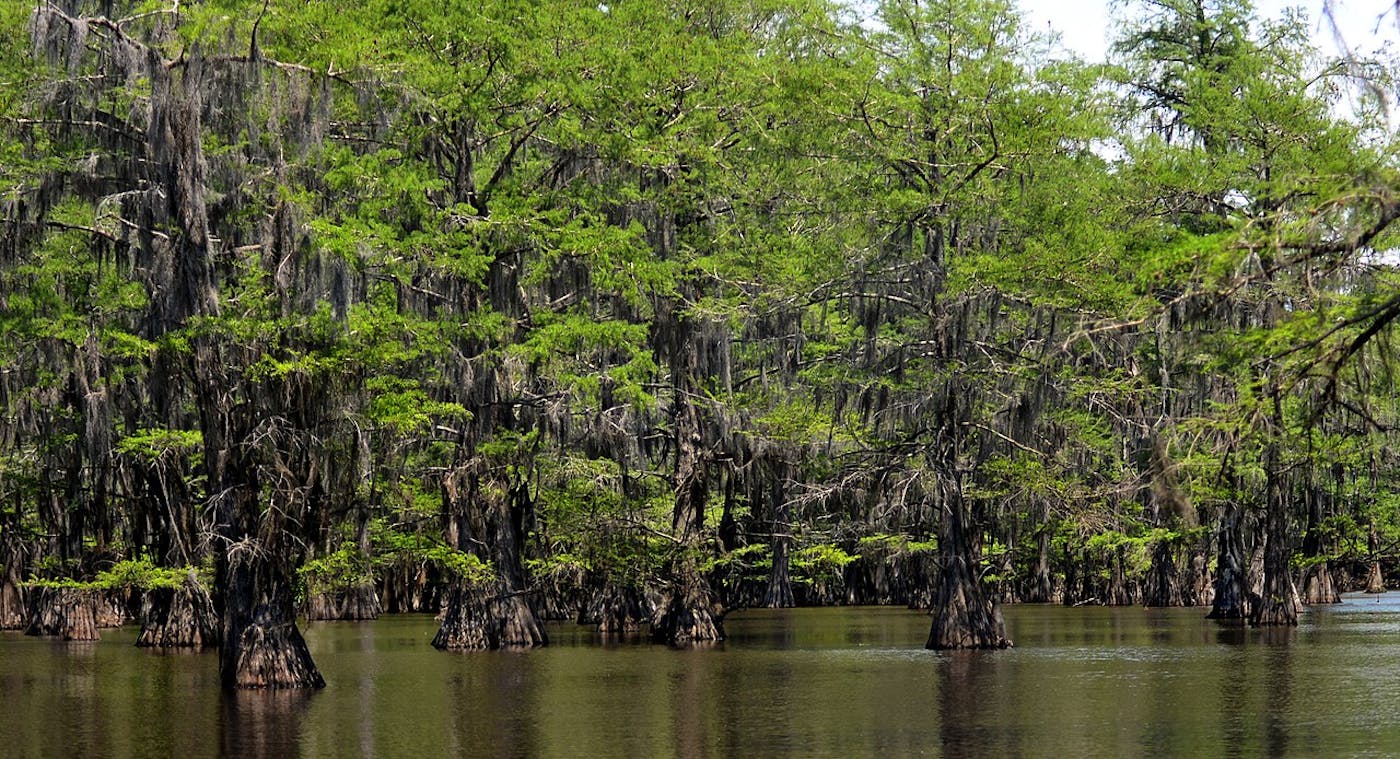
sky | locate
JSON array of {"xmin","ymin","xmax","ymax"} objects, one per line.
[{"xmin": 1020, "ymin": 0, "xmax": 1400, "ymax": 62}]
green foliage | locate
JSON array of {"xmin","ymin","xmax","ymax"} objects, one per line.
[{"xmin": 25, "ymin": 557, "xmax": 196, "ymax": 591}]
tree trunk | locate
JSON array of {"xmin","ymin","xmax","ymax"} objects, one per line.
[
  {"xmin": 433, "ymin": 460, "xmax": 546, "ymax": 649},
  {"xmin": 1365, "ymin": 523, "xmax": 1386, "ymax": 593},
  {"xmin": 219, "ymin": 557, "xmax": 324, "ymax": 689},
  {"xmin": 1143, "ymin": 539, "xmax": 1185, "ymax": 607},
  {"xmin": 434, "ymin": 581, "xmax": 546, "ymax": 649},
  {"xmin": 138, "ymin": 575, "xmax": 221, "ymax": 648},
  {"xmin": 1207, "ymin": 503, "xmax": 1249, "ymax": 623},
  {"xmin": 1025, "ymin": 522, "xmax": 1054, "ymax": 603},
  {"xmin": 761, "ymin": 457, "xmax": 795, "ymax": 608},
  {"xmin": 1251, "ymin": 429, "xmax": 1299, "ymax": 627},
  {"xmin": 1298, "ymin": 476, "xmax": 1340, "ymax": 604},
  {"xmin": 306, "ymin": 584, "xmax": 382, "ymax": 621},
  {"xmin": 1366, "ymin": 563, "xmax": 1386, "ymax": 594},
  {"xmin": 581, "ymin": 582, "xmax": 651, "ymax": 634},
  {"xmin": 1299, "ymin": 563, "xmax": 1341, "ymax": 605},
  {"xmin": 25, "ymin": 587, "xmax": 99, "ymax": 641},
  {"xmin": 927, "ymin": 473, "xmax": 1011, "ymax": 650},
  {"xmin": 652, "ymin": 563, "xmax": 724, "ymax": 645},
  {"xmin": 1188, "ymin": 550, "xmax": 1213, "ymax": 607},
  {"xmin": 652, "ymin": 393, "xmax": 724, "ymax": 645},
  {"xmin": 0, "ymin": 580, "xmax": 24, "ymax": 630}
]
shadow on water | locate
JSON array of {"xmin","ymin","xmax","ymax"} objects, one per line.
[
  {"xmin": 220, "ymin": 688, "xmax": 315, "ymax": 759},
  {"xmin": 1217, "ymin": 622, "xmax": 1297, "ymax": 757},
  {"xmin": 937, "ymin": 651, "xmax": 1009, "ymax": 757},
  {"xmin": 445, "ymin": 649, "xmax": 540, "ymax": 757}
]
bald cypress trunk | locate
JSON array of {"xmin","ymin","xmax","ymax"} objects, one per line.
[
  {"xmin": 25, "ymin": 587, "xmax": 99, "ymax": 641},
  {"xmin": 763, "ymin": 467, "xmax": 795, "ymax": 609},
  {"xmin": 1365, "ymin": 524, "xmax": 1386, "ymax": 593},
  {"xmin": 1207, "ymin": 503, "xmax": 1249, "ymax": 623},
  {"xmin": 652, "ymin": 397, "xmax": 724, "ymax": 645},
  {"xmin": 927, "ymin": 470, "xmax": 1010, "ymax": 650},
  {"xmin": 0, "ymin": 541, "xmax": 25, "ymax": 629},
  {"xmin": 1298, "ymin": 484, "xmax": 1340, "ymax": 605},
  {"xmin": 1251, "ymin": 396, "xmax": 1299, "ymax": 627},
  {"xmin": 582, "ymin": 583, "xmax": 652, "ymax": 634},
  {"xmin": 434, "ymin": 460, "xmax": 546, "ymax": 650},
  {"xmin": 138, "ymin": 575, "xmax": 220, "ymax": 648}
]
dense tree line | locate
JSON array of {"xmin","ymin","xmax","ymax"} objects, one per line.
[{"xmin": 1, "ymin": 0, "xmax": 1398, "ymax": 687}]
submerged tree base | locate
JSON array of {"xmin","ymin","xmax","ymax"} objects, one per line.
[
  {"xmin": 25, "ymin": 587, "xmax": 99, "ymax": 641},
  {"xmin": 1365, "ymin": 563, "xmax": 1386, "ymax": 593},
  {"xmin": 232, "ymin": 614, "xmax": 326, "ymax": 689},
  {"xmin": 433, "ymin": 583, "xmax": 548, "ymax": 650},
  {"xmin": 139, "ymin": 577, "xmax": 221, "ymax": 648},
  {"xmin": 927, "ymin": 601, "xmax": 1011, "ymax": 650},
  {"xmin": 651, "ymin": 579, "xmax": 724, "ymax": 645},
  {"xmin": 581, "ymin": 583, "xmax": 652, "ymax": 635},
  {"xmin": 1299, "ymin": 563, "xmax": 1342, "ymax": 605},
  {"xmin": 0, "ymin": 581, "xmax": 26, "ymax": 630},
  {"xmin": 306, "ymin": 584, "xmax": 382, "ymax": 621}
]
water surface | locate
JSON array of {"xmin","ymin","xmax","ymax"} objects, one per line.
[{"xmin": 6, "ymin": 595, "xmax": 1400, "ymax": 757}]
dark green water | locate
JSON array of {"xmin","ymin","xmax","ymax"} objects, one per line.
[{"xmin": 6, "ymin": 596, "xmax": 1400, "ymax": 757}]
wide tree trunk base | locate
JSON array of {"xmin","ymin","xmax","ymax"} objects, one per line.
[
  {"xmin": 581, "ymin": 583, "xmax": 652, "ymax": 635},
  {"xmin": 927, "ymin": 600, "xmax": 1011, "ymax": 650},
  {"xmin": 306, "ymin": 584, "xmax": 382, "ymax": 621},
  {"xmin": 433, "ymin": 583, "xmax": 547, "ymax": 650},
  {"xmin": 651, "ymin": 580, "xmax": 724, "ymax": 646},
  {"xmin": 1250, "ymin": 597, "xmax": 1300, "ymax": 627},
  {"xmin": 232, "ymin": 615, "xmax": 326, "ymax": 689},
  {"xmin": 1365, "ymin": 562, "xmax": 1385, "ymax": 593},
  {"xmin": 96, "ymin": 589, "xmax": 136, "ymax": 628},
  {"xmin": 0, "ymin": 581, "xmax": 26, "ymax": 630},
  {"xmin": 1299, "ymin": 563, "xmax": 1342, "ymax": 605},
  {"xmin": 25, "ymin": 587, "xmax": 99, "ymax": 641},
  {"xmin": 138, "ymin": 578, "xmax": 221, "ymax": 648}
]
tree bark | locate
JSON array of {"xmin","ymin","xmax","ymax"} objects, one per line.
[
  {"xmin": 25, "ymin": 587, "xmax": 99, "ymax": 641},
  {"xmin": 927, "ymin": 472, "xmax": 1010, "ymax": 650},
  {"xmin": 306, "ymin": 584, "xmax": 382, "ymax": 621},
  {"xmin": 763, "ymin": 472, "xmax": 795, "ymax": 609},
  {"xmin": 138, "ymin": 575, "xmax": 221, "ymax": 648},
  {"xmin": 1251, "ymin": 421, "xmax": 1299, "ymax": 627},
  {"xmin": 581, "ymin": 582, "xmax": 651, "ymax": 634},
  {"xmin": 1143, "ymin": 539, "xmax": 1185, "ymax": 607},
  {"xmin": 1207, "ymin": 503, "xmax": 1249, "ymax": 623},
  {"xmin": 434, "ymin": 582, "xmax": 546, "ymax": 649},
  {"xmin": 433, "ymin": 459, "xmax": 547, "ymax": 650}
]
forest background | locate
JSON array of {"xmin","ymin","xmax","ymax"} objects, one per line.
[{"xmin": 2, "ymin": 0, "xmax": 1399, "ymax": 688}]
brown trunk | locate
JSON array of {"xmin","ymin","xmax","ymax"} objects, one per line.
[
  {"xmin": 1207, "ymin": 503, "xmax": 1249, "ymax": 623},
  {"xmin": 305, "ymin": 584, "xmax": 382, "ymax": 621},
  {"xmin": 927, "ymin": 473, "xmax": 1011, "ymax": 650},
  {"xmin": 1189, "ymin": 551, "xmax": 1213, "ymax": 607},
  {"xmin": 1298, "ymin": 563, "xmax": 1341, "ymax": 604},
  {"xmin": 581, "ymin": 583, "xmax": 651, "ymax": 634},
  {"xmin": 1251, "ymin": 423, "xmax": 1299, "ymax": 627},
  {"xmin": 1144, "ymin": 539, "xmax": 1185, "ymax": 607},
  {"xmin": 138, "ymin": 575, "xmax": 221, "ymax": 648},
  {"xmin": 232, "ymin": 612, "xmax": 326, "ymax": 689},
  {"xmin": 434, "ymin": 459, "xmax": 546, "ymax": 649},
  {"xmin": 25, "ymin": 587, "xmax": 99, "ymax": 641},
  {"xmin": 1025, "ymin": 523, "xmax": 1053, "ymax": 603},
  {"xmin": 433, "ymin": 582, "xmax": 546, "ymax": 649},
  {"xmin": 95, "ymin": 589, "xmax": 134, "ymax": 628},
  {"xmin": 653, "ymin": 390, "xmax": 724, "ymax": 644},
  {"xmin": 0, "ymin": 580, "xmax": 24, "ymax": 630},
  {"xmin": 218, "ymin": 554, "xmax": 323, "ymax": 689},
  {"xmin": 652, "ymin": 565, "xmax": 724, "ymax": 645},
  {"xmin": 1366, "ymin": 562, "xmax": 1386, "ymax": 593}
]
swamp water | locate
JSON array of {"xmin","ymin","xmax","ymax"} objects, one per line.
[{"xmin": 6, "ymin": 596, "xmax": 1400, "ymax": 757}]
